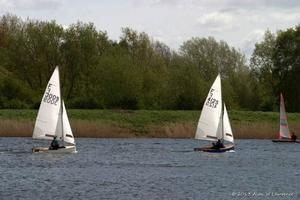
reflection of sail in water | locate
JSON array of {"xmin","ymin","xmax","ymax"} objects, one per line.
[{"xmin": 32, "ymin": 66, "xmax": 76, "ymax": 153}]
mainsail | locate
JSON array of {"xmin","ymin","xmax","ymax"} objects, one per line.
[
  {"xmin": 33, "ymin": 67, "xmax": 61, "ymax": 140},
  {"xmin": 279, "ymin": 93, "xmax": 290, "ymax": 139},
  {"xmin": 195, "ymin": 75, "xmax": 223, "ymax": 141}
]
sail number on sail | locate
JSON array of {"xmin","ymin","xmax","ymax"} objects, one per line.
[
  {"xmin": 205, "ymin": 89, "xmax": 219, "ymax": 108},
  {"xmin": 43, "ymin": 83, "xmax": 60, "ymax": 105}
]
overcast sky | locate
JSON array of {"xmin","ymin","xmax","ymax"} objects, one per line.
[{"xmin": 1, "ymin": 0, "xmax": 300, "ymax": 58}]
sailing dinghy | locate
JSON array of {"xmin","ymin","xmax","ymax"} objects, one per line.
[
  {"xmin": 32, "ymin": 66, "xmax": 77, "ymax": 153},
  {"xmin": 194, "ymin": 75, "xmax": 234, "ymax": 152},
  {"xmin": 272, "ymin": 93, "xmax": 300, "ymax": 143}
]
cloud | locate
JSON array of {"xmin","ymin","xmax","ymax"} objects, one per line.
[
  {"xmin": 240, "ymin": 30, "xmax": 265, "ymax": 57},
  {"xmin": 270, "ymin": 12, "xmax": 300, "ymax": 23},
  {"xmin": 0, "ymin": 0, "xmax": 61, "ymax": 11},
  {"xmin": 197, "ymin": 12, "xmax": 234, "ymax": 32},
  {"xmin": 131, "ymin": 0, "xmax": 300, "ymax": 10}
]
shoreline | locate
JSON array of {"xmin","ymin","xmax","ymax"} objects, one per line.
[
  {"xmin": 0, "ymin": 119, "xmax": 289, "ymax": 139},
  {"xmin": 0, "ymin": 109, "xmax": 300, "ymax": 139}
]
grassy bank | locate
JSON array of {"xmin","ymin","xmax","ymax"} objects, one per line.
[{"xmin": 1, "ymin": 109, "xmax": 300, "ymax": 139}]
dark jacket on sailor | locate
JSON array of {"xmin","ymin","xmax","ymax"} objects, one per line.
[{"xmin": 50, "ymin": 137, "xmax": 59, "ymax": 149}]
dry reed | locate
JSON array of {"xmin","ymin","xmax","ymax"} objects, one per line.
[
  {"xmin": 71, "ymin": 120, "xmax": 136, "ymax": 138},
  {"xmin": 0, "ymin": 119, "xmax": 299, "ymax": 139},
  {"xmin": 0, "ymin": 119, "xmax": 34, "ymax": 137}
]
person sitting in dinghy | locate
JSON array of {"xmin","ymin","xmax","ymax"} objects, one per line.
[
  {"xmin": 212, "ymin": 139, "xmax": 225, "ymax": 149},
  {"xmin": 291, "ymin": 132, "xmax": 297, "ymax": 141},
  {"xmin": 49, "ymin": 136, "xmax": 60, "ymax": 150}
]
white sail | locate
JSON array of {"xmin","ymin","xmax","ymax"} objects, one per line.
[
  {"xmin": 223, "ymin": 104, "xmax": 234, "ymax": 143},
  {"xmin": 279, "ymin": 93, "xmax": 290, "ymax": 139},
  {"xmin": 195, "ymin": 75, "xmax": 223, "ymax": 141},
  {"xmin": 33, "ymin": 67, "xmax": 61, "ymax": 140},
  {"xmin": 62, "ymin": 101, "xmax": 75, "ymax": 144}
]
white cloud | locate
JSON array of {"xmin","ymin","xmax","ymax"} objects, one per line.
[
  {"xmin": 0, "ymin": 0, "xmax": 61, "ymax": 11},
  {"xmin": 131, "ymin": 0, "xmax": 300, "ymax": 10},
  {"xmin": 197, "ymin": 12, "xmax": 234, "ymax": 32},
  {"xmin": 240, "ymin": 30, "xmax": 265, "ymax": 57},
  {"xmin": 270, "ymin": 12, "xmax": 300, "ymax": 22},
  {"xmin": 0, "ymin": 0, "xmax": 14, "ymax": 9}
]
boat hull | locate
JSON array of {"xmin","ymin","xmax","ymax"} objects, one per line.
[
  {"xmin": 194, "ymin": 144, "xmax": 234, "ymax": 153},
  {"xmin": 32, "ymin": 145, "xmax": 77, "ymax": 153},
  {"xmin": 272, "ymin": 139, "xmax": 300, "ymax": 143}
]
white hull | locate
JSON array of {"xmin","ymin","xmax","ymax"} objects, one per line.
[
  {"xmin": 194, "ymin": 144, "xmax": 234, "ymax": 153},
  {"xmin": 32, "ymin": 145, "xmax": 77, "ymax": 153}
]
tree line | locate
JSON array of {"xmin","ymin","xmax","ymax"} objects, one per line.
[{"xmin": 0, "ymin": 14, "xmax": 298, "ymax": 111}]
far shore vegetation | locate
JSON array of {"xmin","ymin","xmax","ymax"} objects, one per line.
[
  {"xmin": 1, "ymin": 14, "xmax": 300, "ymax": 113},
  {"xmin": 1, "ymin": 14, "xmax": 300, "ymax": 139},
  {"xmin": 1, "ymin": 109, "xmax": 300, "ymax": 139}
]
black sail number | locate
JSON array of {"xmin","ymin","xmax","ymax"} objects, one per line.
[
  {"xmin": 205, "ymin": 89, "xmax": 219, "ymax": 108},
  {"xmin": 43, "ymin": 83, "xmax": 60, "ymax": 106}
]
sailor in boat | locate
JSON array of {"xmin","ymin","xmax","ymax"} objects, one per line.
[
  {"xmin": 291, "ymin": 132, "xmax": 297, "ymax": 141},
  {"xmin": 49, "ymin": 136, "xmax": 64, "ymax": 150},
  {"xmin": 212, "ymin": 139, "xmax": 225, "ymax": 149}
]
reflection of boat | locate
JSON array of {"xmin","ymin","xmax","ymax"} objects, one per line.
[
  {"xmin": 32, "ymin": 146, "xmax": 77, "ymax": 153},
  {"xmin": 32, "ymin": 66, "xmax": 76, "ymax": 153},
  {"xmin": 194, "ymin": 144, "xmax": 234, "ymax": 153},
  {"xmin": 194, "ymin": 74, "xmax": 234, "ymax": 153},
  {"xmin": 272, "ymin": 93, "xmax": 300, "ymax": 143},
  {"xmin": 272, "ymin": 139, "xmax": 300, "ymax": 143}
]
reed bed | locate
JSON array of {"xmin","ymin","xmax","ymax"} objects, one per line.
[
  {"xmin": 0, "ymin": 120, "xmax": 34, "ymax": 137},
  {"xmin": 231, "ymin": 122, "xmax": 277, "ymax": 139},
  {"xmin": 146, "ymin": 122, "xmax": 196, "ymax": 138},
  {"xmin": 0, "ymin": 119, "xmax": 296, "ymax": 139},
  {"xmin": 71, "ymin": 120, "xmax": 136, "ymax": 138},
  {"xmin": 0, "ymin": 109, "xmax": 300, "ymax": 139}
]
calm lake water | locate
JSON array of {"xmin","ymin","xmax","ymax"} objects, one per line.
[{"xmin": 0, "ymin": 138, "xmax": 299, "ymax": 200}]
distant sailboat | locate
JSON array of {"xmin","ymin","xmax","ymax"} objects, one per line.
[
  {"xmin": 194, "ymin": 74, "xmax": 234, "ymax": 152},
  {"xmin": 272, "ymin": 93, "xmax": 299, "ymax": 143},
  {"xmin": 32, "ymin": 66, "xmax": 77, "ymax": 153}
]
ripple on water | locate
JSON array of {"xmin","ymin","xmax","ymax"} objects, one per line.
[{"xmin": 0, "ymin": 138, "xmax": 299, "ymax": 200}]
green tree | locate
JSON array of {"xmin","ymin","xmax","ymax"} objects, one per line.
[
  {"xmin": 273, "ymin": 26, "xmax": 300, "ymax": 111},
  {"xmin": 179, "ymin": 37, "xmax": 250, "ymax": 109},
  {"xmin": 62, "ymin": 22, "xmax": 110, "ymax": 105},
  {"xmin": 250, "ymin": 30, "xmax": 277, "ymax": 110}
]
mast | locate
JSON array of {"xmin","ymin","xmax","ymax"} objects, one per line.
[
  {"xmin": 220, "ymin": 73, "xmax": 224, "ymax": 141},
  {"xmin": 61, "ymin": 100, "xmax": 64, "ymax": 144},
  {"xmin": 58, "ymin": 66, "xmax": 64, "ymax": 144}
]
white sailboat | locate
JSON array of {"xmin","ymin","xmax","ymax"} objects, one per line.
[
  {"xmin": 32, "ymin": 66, "xmax": 77, "ymax": 153},
  {"xmin": 194, "ymin": 74, "xmax": 234, "ymax": 152},
  {"xmin": 272, "ymin": 93, "xmax": 299, "ymax": 143}
]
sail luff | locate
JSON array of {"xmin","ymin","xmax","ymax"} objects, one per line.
[
  {"xmin": 220, "ymin": 74, "xmax": 224, "ymax": 141},
  {"xmin": 58, "ymin": 66, "xmax": 64, "ymax": 144}
]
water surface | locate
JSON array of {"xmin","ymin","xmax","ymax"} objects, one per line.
[{"xmin": 0, "ymin": 138, "xmax": 299, "ymax": 199}]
